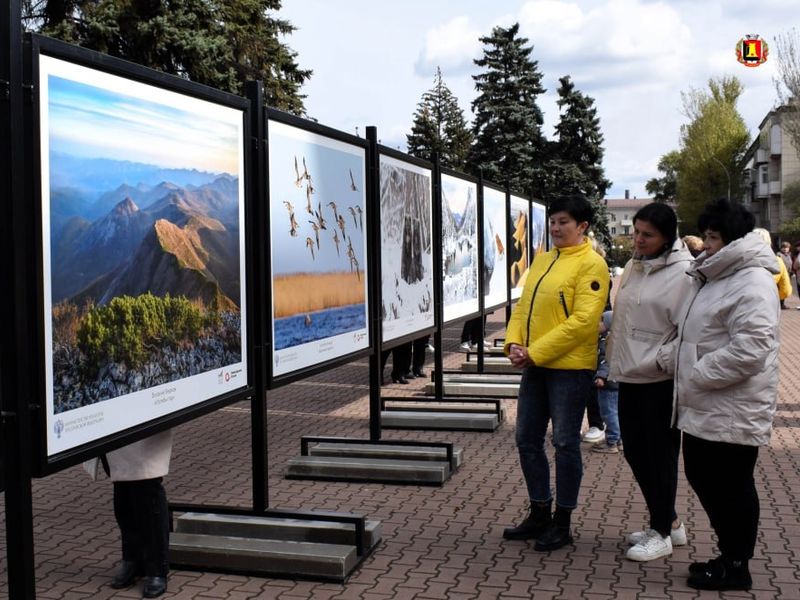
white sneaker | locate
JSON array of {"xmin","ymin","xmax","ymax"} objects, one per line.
[
  {"xmin": 426, "ymin": 343, "xmax": 435, "ymax": 354},
  {"xmin": 483, "ymin": 340, "xmax": 493, "ymax": 349},
  {"xmin": 627, "ymin": 522, "xmax": 687, "ymax": 546},
  {"xmin": 582, "ymin": 426, "xmax": 605, "ymax": 444},
  {"xmin": 626, "ymin": 530, "xmax": 673, "ymax": 561},
  {"xmin": 459, "ymin": 342, "xmax": 471, "ymax": 353}
]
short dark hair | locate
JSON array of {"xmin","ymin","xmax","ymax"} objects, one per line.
[
  {"xmin": 697, "ymin": 198, "xmax": 754, "ymax": 244},
  {"xmin": 633, "ymin": 202, "xmax": 678, "ymax": 247},
  {"xmin": 548, "ymin": 194, "xmax": 594, "ymax": 226}
]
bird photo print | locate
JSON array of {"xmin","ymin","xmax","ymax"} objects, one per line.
[
  {"xmin": 509, "ymin": 196, "xmax": 531, "ymax": 300},
  {"xmin": 268, "ymin": 120, "xmax": 368, "ymax": 377}
]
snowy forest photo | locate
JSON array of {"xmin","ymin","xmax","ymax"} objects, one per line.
[
  {"xmin": 482, "ymin": 187, "xmax": 508, "ymax": 310},
  {"xmin": 441, "ymin": 174, "xmax": 479, "ymax": 323},
  {"xmin": 379, "ymin": 156, "xmax": 434, "ymax": 342}
]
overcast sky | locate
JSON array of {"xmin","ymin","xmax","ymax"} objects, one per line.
[{"xmin": 278, "ymin": 0, "xmax": 796, "ymax": 199}]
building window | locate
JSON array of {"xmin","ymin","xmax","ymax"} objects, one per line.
[
  {"xmin": 624, "ymin": 214, "xmax": 629, "ymax": 220},
  {"xmin": 623, "ymin": 226, "xmax": 630, "ymax": 235},
  {"xmin": 761, "ymin": 166, "xmax": 768, "ymax": 184},
  {"xmin": 611, "ymin": 227, "xmax": 616, "ymax": 234}
]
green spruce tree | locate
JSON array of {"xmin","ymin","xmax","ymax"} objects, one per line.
[
  {"xmin": 406, "ymin": 67, "xmax": 472, "ymax": 170},
  {"xmin": 468, "ymin": 23, "xmax": 546, "ymax": 193},
  {"xmin": 645, "ymin": 151, "xmax": 680, "ymax": 202},
  {"xmin": 22, "ymin": 0, "xmax": 311, "ymax": 113},
  {"xmin": 545, "ymin": 76, "xmax": 612, "ymax": 242}
]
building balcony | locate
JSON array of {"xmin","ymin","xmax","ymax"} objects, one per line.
[
  {"xmin": 771, "ymin": 124, "xmax": 782, "ymax": 156},
  {"xmin": 756, "ymin": 148, "xmax": 768, "ymax": 164},
  {"xmin": 756, "ymin": 182, "xmax": 769, "ymax": 198},
  {"xmin": 770, "ymin": 180, "xmax": 782, "ymax": 195}
]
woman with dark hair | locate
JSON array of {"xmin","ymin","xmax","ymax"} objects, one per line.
[
  {"xmin": 502, "ymin": 194, "xmax": 609, "ymax": 552},
  {"xmin": 606, "ymin": 202, "xmax": 695, "ymax": 561},
  {"xmin": 676, "ymin": 198, "xmax": 779, "ymax": 590}
]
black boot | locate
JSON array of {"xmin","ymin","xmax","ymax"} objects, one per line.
[
  {"xmin": 109, "ymin": 560, "xmax": 141, "ymax": 589},
  {"xmin": 534, "ymin": 506, "xmax": 573, "ymax": 551},
  {"xmin": 142, "ymin": 575, "xmax": 168, "ymax": 598},
  {"xmin": 502, "ymin": 500, "xmax": 552, "ymax": 540},
  {"xmin": 687, "ymin": 557, "xmax": 752, "ymax": 591}
]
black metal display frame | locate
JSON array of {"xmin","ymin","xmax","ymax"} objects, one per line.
[
  {"xmin": 23, "ymin": 34, "xmax": 258, "ymax": 478},
  {"xmin": 263, "ymin": 108, "xmax": 374, "ymax": 390}
]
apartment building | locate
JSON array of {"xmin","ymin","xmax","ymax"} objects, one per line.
[
  {"xmin": 604, "ymin": 192, "xmax": 676, "ymax": 237},
  {"xmin": 741, "ymin": 106, "xmax": 800, "ymax": 235}
]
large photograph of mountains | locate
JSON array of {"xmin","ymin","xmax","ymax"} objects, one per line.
[
  {"xmin": 379, "ymin": 155, "xmax": 434, "ymax": 343},
  {"xmin": 40, "ymin": 56, "xmax": 247, "ymax": 456},
  {"xmin": 509, "ymin": 196, "xmax": 530, "ymax": 300},
  {"xmin": 483, "ymin": 187, "xmax": 508, "ymax": 310},
  {"xmin": 268, "ymin": 121, "xmax": 369, "ymax": 377},
  {"xmin": 441, "ymin": 174, "xmax": 479, "ymax": 323}
]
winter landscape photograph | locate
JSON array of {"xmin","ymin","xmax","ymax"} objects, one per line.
[
  {"xmin": 531, "ymin": 200, "xmax": 547, "ymax": 257},
  {"xmin": 441, "ymin": 174, "xmax": 479, "ymax": 323},
  {"xmin": 379, "ymin": 155, "xmax": 434, "ymax": 342},
  {"xmin": 40, "ymin": 56, "xmax": 247, "ymax": 454},
  {"xmin": 268, "ymin": 121, "xmax": 368, "ymax": 376},
  {"xmin": 483, "ymin": 187, "xmax": 508, "ymax": 310}
]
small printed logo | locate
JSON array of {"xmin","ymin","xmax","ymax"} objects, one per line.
[
  {"xmin": 353, "ymin": 332, "xmax": 367, "ymax": 343},
  {"xmin": 218, "ymin": 369, "xmax": 224, "ymax": 384},
  {"xmin": 224, "ymin": 371, "xmax": 230, "ymax": 382},
  {"xmin": 736, "ymin": 34, "xmax": 768, "ymax": 67},
  {"xmin": 53, "ymin": 419, "xmax": 64, "ymax": 439}
]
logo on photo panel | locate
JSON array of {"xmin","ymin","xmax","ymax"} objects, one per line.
[
  {"xmin": 54, "ymin": 419, "xmax": 64, "ymax": 438},
  {"xmin": 736, "ymin": 34, "xmax": 768, "ymax": 67}
]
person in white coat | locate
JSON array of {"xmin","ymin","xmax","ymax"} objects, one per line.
[
  {"xmin": 607, "ymin": 202, "xmax": 696, "ymax": 562},
  {"xmin": 676, "ymin": 198, "xmax": 780, "ymax": 591},
  {"xmin": 106, "ymin": 429, "xmax": 173, "ymax": 598}
]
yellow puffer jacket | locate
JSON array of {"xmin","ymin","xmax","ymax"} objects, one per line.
[{"xmin": 504, "ymin": 238, "xmax": 610, "ymax": 370}]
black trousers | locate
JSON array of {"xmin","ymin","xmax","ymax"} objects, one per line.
[
  {"xmin": 460, "ymin": 316, "xmax": 485, "ymax": 344},
  {"xmin": 618, "ymin": 380, "xmax": 681, "ymax": 536},
  {"xmin": 683, "ymin": 433, "xmax": 760, "ymax": 561},
  {"xmin": 381, "ymin": 343, "xmax": 411, "ymax": 378},
  {"xmin": 411, "ymin": 336, "xmax": 428, "ymax": 372},
  {"xmin": 586, "ymin": 387, "xmax": 604, "ymax": 430},
  {"xmin": 113, "ymin": 478, "xmax": 170, "ymax": 577}
]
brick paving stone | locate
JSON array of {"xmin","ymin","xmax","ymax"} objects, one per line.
[{"xmin": 3, "ymin": 311, "xmax": 800, "ymax": 599}]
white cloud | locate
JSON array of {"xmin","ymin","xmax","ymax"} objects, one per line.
[{"xmin": 416, "ymin": 16, "xmax": 484, "ymax": 75}]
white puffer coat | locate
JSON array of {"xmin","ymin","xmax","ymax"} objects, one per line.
[
  {"xmin": 607, "ymin": 238, "xmax": 695, "ymax": 383},
  {"xmin": 106, "ymin": 429, "xmax": 173, "ymax": 482},
  {"xmin": 675, "ymin": 232, "xmax": 780, "ymax": 446}
]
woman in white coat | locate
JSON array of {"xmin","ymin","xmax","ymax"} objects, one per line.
[
  {"xmin": 676, "ymin": 198, "xmax": 780, "ymax": 591},
  {"xmin": 107, "ymin": 429, "xmax": 173, "ymax": 598},
  {"xmin": 606, "ymin": 202, "xmax": 695, "ymax": 562}
]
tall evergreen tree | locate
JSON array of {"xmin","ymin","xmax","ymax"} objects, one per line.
[
  {"xmin": 22, "ymin": 0, "xmax": 311, "ymax": 113},
  {"xmin": 468, "ymin": 23, "xmax": 546, "ymax": 193},
  {"xmin": 406, "ymin": 67, "xmax": 472, "ymax": 170},
  {"xmin": 544, "ymin": 75, "xmax": 611, "ymax": 241}
]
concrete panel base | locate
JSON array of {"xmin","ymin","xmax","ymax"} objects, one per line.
[{"xmin": 285, "ymin": 455, "xmax": 452, "ymax": 485}]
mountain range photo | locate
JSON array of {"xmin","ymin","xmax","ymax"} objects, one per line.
[{"xmin": 48, "ymin": 155, "xmax": 243, "ymax": 413}]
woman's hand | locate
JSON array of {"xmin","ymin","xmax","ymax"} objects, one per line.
[{"xmin": 508, "ymin": 344, "xmax": 534, "ymax": 369}]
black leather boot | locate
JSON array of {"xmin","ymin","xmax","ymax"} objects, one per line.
[
  {"xmin": 502, "ymin": 500, "xmax": 552, "ymax": 540},
  {"xmin": 534, "ymin": 506, "xmax": 573, "ymax": 551},
  {"xmin": 142, "ymin": 575, "xmax": 168, "ymax": 598},
  {"xmin": 109, "ymin": 560, "xmax": 141, "ymax": 589}
]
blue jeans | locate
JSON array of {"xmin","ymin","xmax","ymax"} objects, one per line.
[
  {"xmin": 515, "ymin": 367, "xmax": 593, "ymax": 509},
  {"xmin": 597, "ymin": 387, "xmax": 620, "ymax": 445}
]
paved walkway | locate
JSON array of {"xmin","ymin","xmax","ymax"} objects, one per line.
[{"xmin": 2, "ymin": 302, "xmax": 800, "ymax": 599}]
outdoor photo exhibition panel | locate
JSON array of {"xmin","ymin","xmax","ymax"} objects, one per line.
[
  {"xmin": 482, "ymin": 185, "xmax": 509, "ymax": 312},
  {"xmin": 267, "ymin": 117, "xmax": 370, "ymax": 380},
  {"xmin": 32, "ymin": 38, "xmax": 251, "ymax": 465},
  {"xmin": 509, "ymin": 195, "xmax": 531, "ymax": 301},
  {"xmin": 531, "ymin": 199, "xmax": 547, "ymax": 259},
  {"xmin": 379, "ymin": 152, "xmax": 435, "ymax": 345},
  {"xmin": 440, "ymin": 172, "xmax": 480, "ymax": 324}
]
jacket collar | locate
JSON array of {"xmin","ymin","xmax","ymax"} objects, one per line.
[
  {"xmin": 690, "ymin": 231, "xmax": 779, "ymax": 281},
  {"xmin": 552, "ymin": 237, "xmax": 592, "ymax": 257}
]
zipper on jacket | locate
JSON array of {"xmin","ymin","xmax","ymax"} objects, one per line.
[
  {"xmin": 524, "ymin": 250, "xmax": 560, "ymax": 346},
  {"xmin": 559, "ymin": 290, "xmax": 570, "ymax": 319}
]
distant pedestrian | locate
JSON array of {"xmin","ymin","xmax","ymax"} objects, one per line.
[
  {"xmin": 591, "ymin": 311, "xmax": 620, "ymax": 454},
  {"xmin": 682, "ymin": 235, "xmax": 704, "ymax": 258},
  {"xmin": 754, "ymin": 228, "xmax": 791, "ymax": 308}
]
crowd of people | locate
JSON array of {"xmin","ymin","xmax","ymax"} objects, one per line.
[{"xmin": 504, "ymin": 196, "xmax": 781, "ymax": 592}]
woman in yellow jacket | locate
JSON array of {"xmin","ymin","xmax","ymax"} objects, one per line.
[
  {"xmin": 754, "ymin": 228, "xmax": 792, "ymax": 307},
  {"xmin": 502, "ymin": 195, "xmax": 610, "ymax": 551}
]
